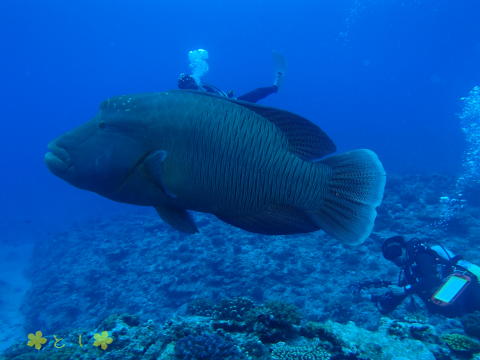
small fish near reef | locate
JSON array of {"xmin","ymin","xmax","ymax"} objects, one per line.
[{"xmin": 45, "ymin": 90, "xmax": 386, "ymax": 244}]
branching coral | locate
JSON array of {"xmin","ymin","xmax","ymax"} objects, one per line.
[
  {"xmin": 174, "ymin": 332, "xmax": 245, "ymax": 360},
  {"xmin": 271, "ymin": 340, "xmax": 331, "ymax": 360},
  {"xmin": 441, "ymin": 333, "xmax": 480, "ymax": 353}
]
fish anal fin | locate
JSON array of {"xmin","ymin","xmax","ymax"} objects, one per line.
[
  {"xmin": 217, "ymin": 205, "xmax": 319, "ymax": 235},
  {"xmin": 155, "ymin": 205, "xmax": 198, "ymax": 234}
]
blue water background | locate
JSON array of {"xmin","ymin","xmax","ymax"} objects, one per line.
[{"xmin": 1, "ymin": 0, "xmax": 480, "ymax": 232}]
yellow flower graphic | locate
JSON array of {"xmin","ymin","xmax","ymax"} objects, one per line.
[
  {"xmin": 27, "ymin": 331, "xmax": 47, "ymax": 350},
  {"xmin": 93, "ymin": 331, "xmax": 113, "ymax": 350}
]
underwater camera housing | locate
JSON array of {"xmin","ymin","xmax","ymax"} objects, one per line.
[{"xmin": 431, "ymin": 273, "xmax": 471, "ymax": 306}]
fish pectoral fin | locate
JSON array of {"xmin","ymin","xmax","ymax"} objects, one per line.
[
  {"xmin": 217, "ymin": 205, "xmax": 319, "ymax": 235},
  {"xmin": 144, "ymin": 150, "xmax": 176, "ymax": 198},
  {"xmin": 155, "ymin": 205, "xmax": 198, "ymax": 234}
]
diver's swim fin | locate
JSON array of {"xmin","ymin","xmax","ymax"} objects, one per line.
[{"xmin": 272, "ymin": 51, "xmax": 286, "ymax": 89}]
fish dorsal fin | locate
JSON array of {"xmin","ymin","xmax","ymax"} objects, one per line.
[
  {"xmin": 176, "ymin": 90, "xmax": 336, "ymax": 160},
  {"xmin": 234, "ymin": 101, "xmax": 336, "ymax": 160}
]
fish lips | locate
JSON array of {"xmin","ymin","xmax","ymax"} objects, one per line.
[{"xmin": 44, "ymin": 142, "xmax": 72, "ymax": 177}]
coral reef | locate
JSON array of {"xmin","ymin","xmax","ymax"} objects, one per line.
[
  {"xmin": 320, "ymin": 320, "xmax": 435, "ymax": 360},
  {"xmin": 0, "ymin": 299, "xmax": 443, "ymax": 360},
  {"xmin": 271, "ymin": 340, "xmax": 331, "ymax": 360},
  {"xmin": 2, "ymin": 174, "xmax": 480, "ymax": 359},
  {"xmin": 174, "ymin": 333, "xmax": 245, "ymax": 360},
  {"xmin": 462, "ymin": 311, "xmax": 480, "ymax": 339},
  {"xmin": 441, "ymin": 333, "xmax": 480, "ymax": 354},
  {"xmin": 245, "ymin": 301, "xmax": 302, "ymax": 343},
  {"xmin": 22, "ymin": 174, "xmax": 480, "ymax": 335},
  {"xmin": 4, "ymin": 296, "xmax": 480, "ymax": 360},
  {"xmin": 213, "ymin": 297, "xmax": 256, "ymax": 321}
]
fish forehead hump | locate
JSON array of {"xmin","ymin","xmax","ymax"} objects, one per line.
[
  {"xmin": 99, "ymin": 91, "xmax": 270, "ymax": 131},
  {"xmin": 98, "ymin": 90, "xmax": 336, "ymax": 164}
]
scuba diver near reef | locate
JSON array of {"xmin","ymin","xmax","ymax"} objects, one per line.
[
  {"xmin": 370, "ymin": 236, "xmax": 480, "ymax": 317},
  {"xmin": 177, "ymin": 48, "xmax": 285, "ymax": 103}
]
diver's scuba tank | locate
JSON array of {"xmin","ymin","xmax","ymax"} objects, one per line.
[
  {"xmin": 430, "ymin": 245, "xmax": 457, "ymax": 262},
  {"xmin": 457, "ymin": 260, "xmax": 480, "ymax": 281}
]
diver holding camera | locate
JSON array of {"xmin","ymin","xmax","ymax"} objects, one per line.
[{"xmin": 371, "ymin": 236, "xmax": 480, "ymax": 317}]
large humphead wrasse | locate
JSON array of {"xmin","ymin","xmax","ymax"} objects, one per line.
[{"xmin": 45, "ymin": 90, "xmax": 386, "ymax": 244}]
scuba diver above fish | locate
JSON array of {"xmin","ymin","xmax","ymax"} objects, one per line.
[
  {"xmin": 45, "ymin": 89, "xmax": 386, "ymax": 245},
  {"xmin": 177, "ymin": 48, "xmax": 285, "ymax": 103}
]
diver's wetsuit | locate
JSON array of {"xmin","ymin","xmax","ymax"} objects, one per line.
[
  {"xmin": 237, "ymin": 85, "xmax": 278, "ymax": 103},
  {"xmin": 177, "ymin": 73, "xmax": 278, "ymax": 103},
  {"xmin": 376, "ymin": 238, "xmax": 480, "ymax": 317},
  {"xmin": 400, "ymin": 241, "xmax": 452, "ymax": 298}
]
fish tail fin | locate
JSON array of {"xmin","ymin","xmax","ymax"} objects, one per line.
[{"xmin": 310, "ymin": 149, "xmax": 386, "ymax": 244}]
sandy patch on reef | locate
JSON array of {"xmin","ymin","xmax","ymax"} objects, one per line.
[{"xmin": 0, "ymin": 239, "xmax": 33, "ymax": 352}]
